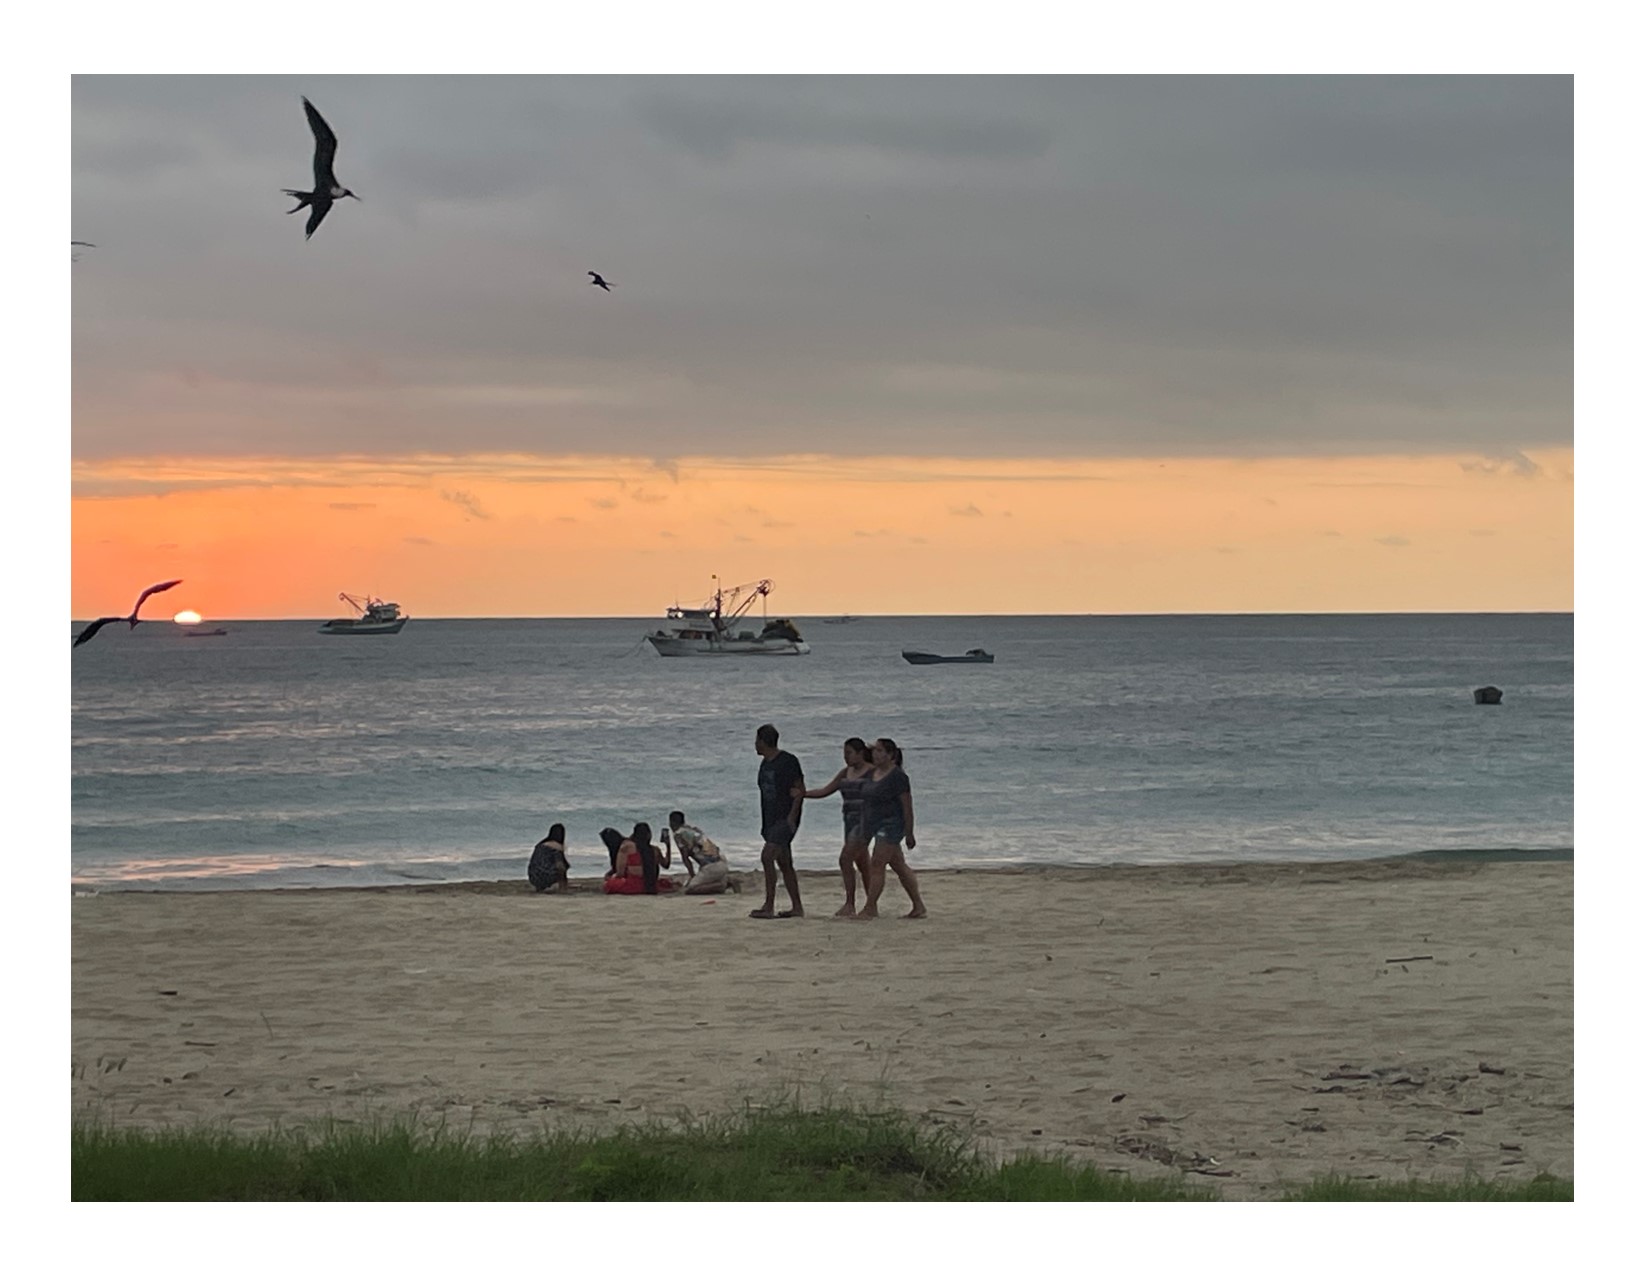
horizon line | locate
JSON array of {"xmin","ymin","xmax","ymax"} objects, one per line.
[{"xmin": 70, "ymin": 609, "xmax": 1576, "ymax": 623}]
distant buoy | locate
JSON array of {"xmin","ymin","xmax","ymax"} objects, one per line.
[{"xmin": 1473, "ymin": 686, "xmax": 1503, "ymax": 705}]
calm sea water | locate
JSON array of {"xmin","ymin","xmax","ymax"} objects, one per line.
[{"xmin": 69, "ymin": 614, "xmax": 1572, "ymax": 890}]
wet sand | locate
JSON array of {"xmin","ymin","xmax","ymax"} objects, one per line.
[{"xmin": 70, "ymin": 858, "xmax": 1572, "ymax": 1199}]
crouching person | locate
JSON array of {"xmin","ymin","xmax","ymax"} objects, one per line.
[
  {"xmin": 528, "ymin": 823, "xmax": 570, "ymax": 893},
  {"xmin": 667, "ymin": 811, "xmax": 736, "ymax": 895}
]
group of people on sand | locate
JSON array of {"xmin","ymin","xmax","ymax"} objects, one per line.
[
  {"xmin": 527, "ymin": 811, "xmax": 734, "ymax": 897},
  {"xmin": 525, "ymin": 722, "xmax": 926, "ymax": 921}
]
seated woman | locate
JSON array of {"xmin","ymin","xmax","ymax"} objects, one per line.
[
  {"xmin": 601, "ymin": 821, "xmax": 680, "ymax": 895},
  {"xmin": 528, "ymin": 822, "xmax": 570, "ymax": 893}
]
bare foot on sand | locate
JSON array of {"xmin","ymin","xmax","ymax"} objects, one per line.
[
  {"xmin": 902, "ymin": 909, "xmax": 927, "ymax": 920},
  {"xmin": 855, "ymin": 907, "xmax": 878, "ymax": 920},
  {"xmin": 833, "ymin": 904, "xmax": 857, "ymax": 918}
]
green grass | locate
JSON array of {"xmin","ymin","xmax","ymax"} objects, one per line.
[
  {"xmin": 70, "ymin": 1104, "xmax": 1570, "ymax": 1201},
  {"xmin": 1284, "ymin": 1172, "xmax": 1573, "ymax": 1202}
]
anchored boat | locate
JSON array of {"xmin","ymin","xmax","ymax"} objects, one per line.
[
  {"xmin": 319, "ymin": 593, "xmax": 408, "ymax": 635},
  {"xmin": 901, "ymin": 648, "xmax": 994, "ymax": 664},
  {"xmin": 646, "ymin": 579, "xmax": 809, "ymax": 656}
]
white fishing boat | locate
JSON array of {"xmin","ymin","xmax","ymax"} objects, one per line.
[
  {"xmin": 645, "ymin": 579, "xmax": 809, "ymax": 656},
  {"xmin": 319, "ymin": 592, "xmax": 408, "ymax": 635}
]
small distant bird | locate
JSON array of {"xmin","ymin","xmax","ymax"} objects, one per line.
[
  {"xmin": 73, "ymin": 579, "xmax": 184, "ymax": 648},
  {"xmin": 72, "ymin": 240, "xmax": 95, "ymax": 261},
  {"xmin": 282, "ymin": 97, "xmax": 359, "ymax": 240},
  {"xmin": 588, "ymin": 271, "xmax": 613, "ymax": 292}
]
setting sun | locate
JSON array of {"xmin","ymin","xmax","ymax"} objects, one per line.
[{"xmin": 173, "ymin": 611, "xmax": 202, "ymax": 625}]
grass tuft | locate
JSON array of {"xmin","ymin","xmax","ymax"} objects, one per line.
[{"xmin": 70, "ymin": 1103, "xmax": 1570, "ymax": 1202}]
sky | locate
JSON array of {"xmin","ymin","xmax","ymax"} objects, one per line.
[{"xmin": 69, "ymin": 72, "xmax": 1573, "ymax": 618}]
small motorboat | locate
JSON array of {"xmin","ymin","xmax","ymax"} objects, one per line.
[
  {"xmin": 901, "ymin": 648, "xmax": 994, "ymax": 665},
  {"xmin": 185, "ymin": 627, "xmax": 229, "ymax": 637}
]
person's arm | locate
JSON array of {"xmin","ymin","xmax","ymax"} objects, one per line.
[
  {"xmin": 787, "ymin": 762, "xmax": 805, "ymax": 827},
  {"xmin": 900, "ymin": 789, "xmax": 916, "ymax": 849},
  {"xmin": 803, "ymin": 767, "xmax": 847, "ymax": 801},
  {"xmin": 658, "ymin": 830, "xmax": 673, "ymax": 868}
]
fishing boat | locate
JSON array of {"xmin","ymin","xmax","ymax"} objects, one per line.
[
  {"xmin": 319, "ymin": 593, "xmax": 408, "ymax": 635},
  {"xmin": 184, "ymin": 627, "xmax": 229, "ymax": 638},
  {"xmin": 646, "ymin": 579, "xmax": 809, "ymax": 656},
  {"xmin": 821, "ymin": 615, "xmax": 861, "ymax": 625},
  {"xmin": 901, "ymin": 648, "xmax": 994, "ymax": 665}
]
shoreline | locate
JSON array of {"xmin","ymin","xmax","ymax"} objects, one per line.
[
  {"xmin": 72, "ymin": 857, "xmax": 1572, "ymax": 1199},
  {"xmin": 72, "ymin": 847, "xmax": 1573, "ymax": 896}
]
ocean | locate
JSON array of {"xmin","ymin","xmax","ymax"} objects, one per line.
[{"xmin": 69, "ymin": 613, "xmax": 1573, "ymax": 890}]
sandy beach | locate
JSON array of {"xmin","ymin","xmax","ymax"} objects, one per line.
[{"xmin": 70, "ymin": 858, "xmax": 1572, "ymax": 1199}]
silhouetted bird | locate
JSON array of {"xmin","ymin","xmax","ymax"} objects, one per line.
[
  {"xmin": 73, "ymin": 579, "xmax": 184, "ymax": 648},
  {"xmin": 588, "ymin": 271, "xmax": 612, "ymax": 292},
  {"xmin": 282, "ymin": 97, "xmax": 359, "ymax": 240},
  {"xmin": 72, "ymin": 240, "xmax": 95, "ymax": 261}
]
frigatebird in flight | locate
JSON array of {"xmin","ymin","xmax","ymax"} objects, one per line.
[
  {"xmin": 588, "ymin": 271, "xmax": 613, "ymax": 292},
  {"xmin": 72, "ymin": 241, "xmax": 95, "ymax": 261},
  {"xmin": 73, "ymin": 579, "xmax": 184, "ymax": 648},
  {"xmin": 283, "ymin": 97, "xmax": 359, "ymax": 240}
]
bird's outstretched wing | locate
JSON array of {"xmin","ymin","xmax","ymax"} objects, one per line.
[
  {"xmin": 73, "ymin": 616, "xmax": 120, "ymax": 648},
  {"xmin": 131, "ymin": 578, "xmax": 184, "ymax": 619},
  {"xmin": 305, "ymin": 200, "xmax": 333, "ymax": 239},
  {"xmin": 71, "ymin": 241, "xmax": 96, "ymax": 248},
  {"xmin": 303, "ymin": 97, "xmax": 339, "ymax": 189}
]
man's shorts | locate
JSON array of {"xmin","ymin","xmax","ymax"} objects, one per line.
[{"xmin": 762, "ymin": 821, "xmax": 797, "ymax": 848}]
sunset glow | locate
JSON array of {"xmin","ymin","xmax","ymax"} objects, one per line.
[
  {"xmin": 71, "ymin": 448, "xmax": 1573, "ymax": 619},
  {"xmin": 172, "ymin": 611, "xmax": 203, "ymax": 624}
]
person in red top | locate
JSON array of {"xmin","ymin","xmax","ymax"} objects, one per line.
[{"xmin": 602, "ymin": 821, "xmax": 678, "ymax": 895}]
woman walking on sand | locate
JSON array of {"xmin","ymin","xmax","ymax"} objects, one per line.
[
  {"xmin": 803, "ymin": 737, "xmax": 875, "ymax": 917},
  {"xmin": 857, "ymin": 737, "xmax": 926, "ymax": 920}
]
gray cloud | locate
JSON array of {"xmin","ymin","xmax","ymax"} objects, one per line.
[
  {"xmin": 1460, "ymin": 449, "xmax": 1542, "ymax": 478},
  {"xmin": 1375, "ymin": 535, "xmax": 1411, "ymax": 547},
  {"xmin": 329, "ymin": 501, "xmax": 376, "ymax": 511},
  {"xmin": 949, "ymin": 503, "xmax": 985, "ymax": 517},
  {"xmin": 439, "ymin": 488, "xmax": 490, "ymax": 520},
  {"xmin": 72, "ymin": 75, "xmax": 1571, "ymax": 465}
]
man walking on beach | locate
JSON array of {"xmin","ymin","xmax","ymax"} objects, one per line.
[{"xmin": 750, "ymin": 723, "xmax": 805, "ymax": 919}]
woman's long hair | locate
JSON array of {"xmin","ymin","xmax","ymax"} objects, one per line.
[
  {"xmin": 631, "ymin": 821, "xmax": 660, "ymax": 894},
  {"xmin": 599, "ymin": 826, "xmax": 625, "ymax": 874}
]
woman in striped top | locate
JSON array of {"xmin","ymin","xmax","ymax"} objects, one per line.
[{"xmin": 803, "ymin": 737, "xmax": 875, "ymax": 917}]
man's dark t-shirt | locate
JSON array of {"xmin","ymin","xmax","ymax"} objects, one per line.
[{"xmin": 758, "ymin": 750, "xmax": 805, "ymax": 834}]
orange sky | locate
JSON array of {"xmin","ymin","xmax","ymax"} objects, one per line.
[{"xmin": 70, "ymin": 449, "xmax": 1573, "ymax": 619}]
